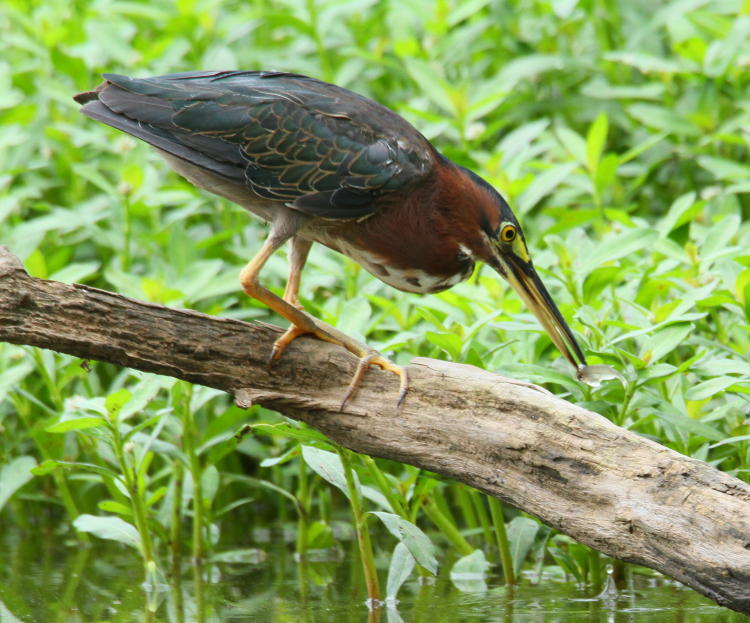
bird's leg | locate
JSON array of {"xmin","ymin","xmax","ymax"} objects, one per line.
[
  {"xmin": 282, "ymin": 236, "xmax": 312, "ymax": 309},
  {"xmin": 239, "ymin": 226, "xmax": 320, "ymax": 342},
  {"xmin": 240, "ymin": 222, "xmax": 408, "ymax": 409},
  {"xmin": 271, "ymin": 236, "xmax": 315, "ymax": 360}
]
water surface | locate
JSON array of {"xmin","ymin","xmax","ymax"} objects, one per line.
[{"xmin": 1, "ymin": 524, "xmax": 745, "ymax": 622}]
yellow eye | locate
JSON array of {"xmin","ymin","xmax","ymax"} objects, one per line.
[{"xmin": 500, "ymin": 224, "xmax": 516, "ymax": 242}]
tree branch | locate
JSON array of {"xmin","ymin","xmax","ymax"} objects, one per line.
[{"xmin": 1, "ymin": 245, "xmax": 749, "ymax": 614}]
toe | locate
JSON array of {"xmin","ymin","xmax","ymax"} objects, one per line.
[
  {"xmin": 270, "ymin": 325, "xmax": 313, "ymax": 364},
  {"xmin": 339, "ymin": 353, "xmax": 409, "ymax": 412}
]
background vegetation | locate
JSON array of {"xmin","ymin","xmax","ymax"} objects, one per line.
[{"xmin": 1, "ymin": 0, "xmax": 749, "ymax": 620}]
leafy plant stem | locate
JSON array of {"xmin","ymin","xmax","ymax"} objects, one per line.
[
  {"xmin": 170, "ymin": 459, "xmax": 184, "ymax": 577},
  {"xmin": 472, "ymin": 493, "xmax": 495, "ymax": 561},
  {"xmin": 454, "ymin": 485, "xmax": 479, "ymax": 535},
  {"xmin": 296, "ymin": 455, "xmax": 310, "ymax": 559},
  {"xmin": 488, "ymin": 497, "xmax": 515, "ymax": 585},
  {"xmin": 187, "ymin": 423, "xmax": 205, "ymax": 562},
  {"xmin": 424, "ymin": 498, "xmax": 473, "ymax": 556},
  {"xmin": 110, "ymin": 418, "xmax": 156, "ymax": 572},
  {"xmin": 616, "ymin": 378, "xmax": 638, "ymax": 426},
  {"xmin": 173, "ymin": 383, "xmax": 206, "ymax": 569},
  {"xmin": 12, "ymin": 393, "xmax": 84, "ymax": 532},
  {"xmin": 31, "ymin": 348, "xmax": 62, "ymax": 409},
  {"xmin": 361, "ymin": 454, "xmax": 407, "ymax": 516},
  {"xmin": 339, "ymin": 448, "xmax": 381, "ymax": 603}
]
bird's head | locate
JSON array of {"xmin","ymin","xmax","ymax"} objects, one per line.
[{"xmin": 457, "ymin": 167, "xmax": 587, "ymax": 371}]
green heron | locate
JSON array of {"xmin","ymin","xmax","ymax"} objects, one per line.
[{"xmin": 74, "ymin": 70, "xmax": 590, "ymax": 407}]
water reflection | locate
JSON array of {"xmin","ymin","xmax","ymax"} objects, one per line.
[{"xmin": 1, "ymin": 524, "xmax": 744, "ymax": 622}]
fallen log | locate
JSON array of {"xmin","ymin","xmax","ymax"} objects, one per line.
[{"xmin": 1, "ymin": 245, "xmax": 749, "ymax": 614}]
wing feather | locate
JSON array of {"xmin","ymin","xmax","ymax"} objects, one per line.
[{"xmin": 76, "ymin": 71, "xmax": 435, "ymax": 219}]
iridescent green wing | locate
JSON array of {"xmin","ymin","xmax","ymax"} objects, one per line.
[{"xmin": 83, "ymin": 71, "xmax": 436, "ymax": 218}]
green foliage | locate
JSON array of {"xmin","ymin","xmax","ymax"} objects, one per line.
[{"xmin": 2, "ymin": 0, "xmax": 750, "ymax": 617}]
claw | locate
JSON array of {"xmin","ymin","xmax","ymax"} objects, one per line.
[
  {"xmin": 269, "ymin": 324, "xmax": 314, "ymax": 366},
  {"xmin": 340, "ymin": 352, "xmax": 409, "ymax": 412},
  {"xmin": 376, "ymin": 355, "xmax": 409, "ymax": 411},
  {"xmin": 266, "ymin": 318, "xmax": 409, "ymax": 411},
  {"xmin": 340, "ymin": 352, "xmax": 378, "ymax": 410}
]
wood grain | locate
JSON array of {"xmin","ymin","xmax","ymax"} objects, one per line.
[{"xmin": 1, "ymin": 245, "xmax": 748, "ymax": 614}]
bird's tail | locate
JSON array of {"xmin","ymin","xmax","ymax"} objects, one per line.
[{"xmin": 73, "ymin": 83, "xmax": 106, "ymax": 104}]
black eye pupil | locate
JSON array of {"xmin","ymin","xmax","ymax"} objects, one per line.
[{"xmin": 503, "ymin": 227, "xmax": 515, "ymax": 241}]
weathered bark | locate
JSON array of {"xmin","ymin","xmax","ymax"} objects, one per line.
[{"xmin": 1, "ymin": 245, "xmax": 749, "ymax": 614}]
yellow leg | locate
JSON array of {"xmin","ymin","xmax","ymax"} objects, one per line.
[
  {"xmin": 282, "ymin": 237, "xmax": 312, "ymax": 308},
  {"xmin": 271, "ymin": 237, "xmax": 314, "ymax": 358},
  {"xmin": 240, "ymin": 230, "xmax": 408, "ymax": 409}
]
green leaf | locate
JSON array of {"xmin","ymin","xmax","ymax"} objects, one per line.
[
  {"xmin": 45, "ymin": 415, "xmax": 106, "ymax": 433},
  {"xmin": 0, "ymin": 361, "xmax": 34, "ymax": 403},
  {"xmin": 386, "ymin": 542, "xmax": 416, "ymax": 600},
  {"xmin": 501, "ymin": 363, "xmax": 581, "ymax": 394},
  {"xmin": 105, "ymin": 388, "xmax": 132, "ymax": 419},
  {"xmin": 586, "ymin": 112, "xmax": 608, "ymax": 174},
  {"xmin": 249, "ymin": 422, "xmax": 330, "ymax": 445},
  {"xmin": 301, "ymin": 446, "xmax": 351, "ymax": 499},
  {"xmin": 583, "ymin": 266, "xmax": 622, "ymax": 301},
  {"xmin": 594, "ymin": 153, "xmax": 619, "ymax": 194},
  {"xmin": 0, "ymin": 456, "xmax": 37, "ymax": 510},
  {"xmin": 25, "ymin": 248, "xmax": 47, "ymax": 279},
  {"xmin": 702, "ymin": 214, "xmax": 741, "ymax": 264},
  {"xmin": 97, "ymin": 500, "xmax": 133, "ymax": 516},
  {"xmin": 259, "ymin": 445, "xmax": 299, "ymax": 468},
  {"xmin": 627, "ymin": 103, "xmax": 699, "ymax": 136},
  {"xmin": 449, "ymin": 549, "xmax": 489, "ymax": 593},
  {"xmin": 404, "ymin": 59, "xmax": 455, "ymax": 115},
  {"xmin": 146, "ymin": 486, "xmax": 168, "ymax": 507},
  {"xmin": 555, "ymin": 125, "xmax": 587, "ymax": 165},
  {"xmin": 201, "ymin": 465, "xmax": 220, "ymax": 504},
  {"xmin": 644, "ymin": 324, "xmax": 693, "ymax": 363},
  {"xmin": 685, "ymin": 377, "xmax": 749, "ymax": 403},
  {"xmin": 336, "ymin": 298, "xmax": 372, "ymax": 341},
  {"xmin": 507, "ymin": 516, "xmax": 539, "ymax": 576},
  {"xmin": 225, "ymin": 474, "xmax": 300, "ymax": 515},
  {"xmin": 580, "ymin": 78, "xmax": 664, "ymax": 100},
  {"xmin": 710, "ymin": 435, "xmax": 750, "ymax": 450},
  {"xmin": 210, "ymin": 548, "xmax": 266, "ymax": 564},
  {"xmin": 618, "ymin": 131, "xmax": 668, "ymax": 165},
  {"xmin": 49, "ymin": 261, "xmax": 100, "ymax": 284},
  {"xmin": 578, "ymin": 228, "xmax": 657, "ymax": 275},
  {"xmin": 361, "ymin": 485, "xmax": 393, "ymax": 512},
  {"xmin": 517, "ymin": 162, "xmax": 577, "ymax": 214},
  {"xmin": 425, "ymin": 331, "xmax": 462, "ymax": 360},
  {"xmin": 371, "ymin": 511, "xmax": 438, "ymax": 575},
  {"xmin": 71, "ymin": 162, "xmax": 119, "ymax": 197},
  {"xmin": 656, "ymin": 409, "xmax": 725, "ymax": 442},
  {"xmin": 31, "ymin": 460, "xmax": 61, "ymax": 477},
  {"xmin": 31, "ymin": 459, "xmax": 119, "ymax": 480},
  {"xmin": 604, "ymin": 51, "xmax": 687, "ymax": 74},
  {"xmin": 122, "ymin": 376, "xmax": 174, "ymax": 419},
  {"xmin": 73, "ymin": 514, "xmax": 141, "ymax": 550},
  {"xmin": 695, "ymin": 358, "xmax": 750, "ymax": 378},
  {"xmin": 703, "ymin": 17, "xmax": 750, "ymax": 77},
  {"xmin": 498, "ymin": 54, "xmax": 570, "ymax": 87},
  {"xmin": 657, "ymin": 192, "xmax": 698, "ymax": 237},
  {"xmin": 305, "ymin": 520, "xmax": 335, "ymax": 549}
]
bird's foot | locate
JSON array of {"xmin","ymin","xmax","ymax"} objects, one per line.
[
  {"xmin": 341, "ymin": 350, "xmax": 409, "ymax": 412},
  {"xmin": 269, "ymin": 315, "xmax": 408, "ymax": 411},
  {"xmin": 269, "ymin": 324, "xmax": 313, "ymax": 365}
]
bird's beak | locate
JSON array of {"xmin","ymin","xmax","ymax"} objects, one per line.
[{"xmin": 492, "ymin": 253, "xmax": 587, "ymax": 369}]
